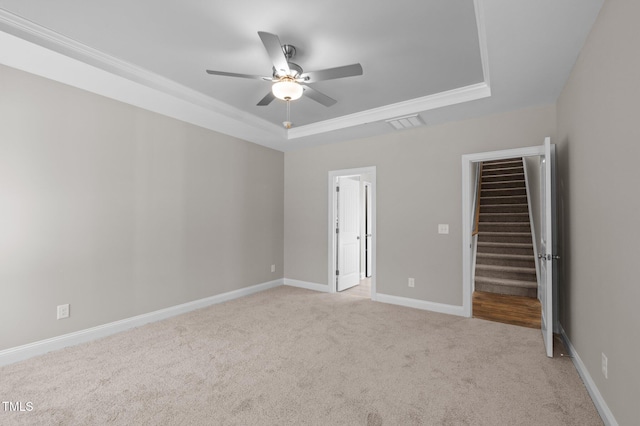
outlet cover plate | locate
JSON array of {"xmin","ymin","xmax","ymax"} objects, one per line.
[{"xmin": 57, "ymin": 304, "xmax": 70, "ymax": 320}]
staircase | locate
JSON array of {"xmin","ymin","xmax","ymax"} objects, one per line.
[{"xmin": 474, "ymin": 158, "xmax": 537, "ymax": 298}]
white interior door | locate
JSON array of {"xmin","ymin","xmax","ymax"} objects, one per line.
[
  {"xmin": 539, "ymin": 137, "xmax": 557, "ymax": 357},
  {"xmin": 337, "ymin": 177, "xmax": 361, "ymax": 291}
]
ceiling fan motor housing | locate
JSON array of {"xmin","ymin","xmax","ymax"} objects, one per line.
[{"xmin": 273, "ymin": 44, "xmax": 303, "ymax": 78}]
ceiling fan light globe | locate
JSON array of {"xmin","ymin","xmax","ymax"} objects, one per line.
[{"xmin": 272, "ymin": 80, "xmax": 303, "ymax": 101}]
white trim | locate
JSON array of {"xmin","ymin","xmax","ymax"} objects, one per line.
[
  {"xmin": 0, "ymin": 279, "xmax": 283, "ymax": 367},
  {"xmin": 283, "ymin": 278, "xmax": 329, "ymax": 293},
  {"xmin": 473, "ymin": 0, "xmax": 491, "ymax": 88},
  {"xmin": 521, "ymin": 157, "xmax": 542, "ymax": 299},
  {"xmin": 559, "ymin": 326, "xmax": 618, "ymax": 426},
  {"xmin": 0, "ymin": 17, "xmax": 286, "ymax": 150},
  {"xmin": 289, "ymin": 83, "xmax": 491, "ymax": 139},
  {"xmin": 462, "ymin": 145, "xmax": 545, "ymax": 317},
  {"xmin": 470, "ymin": 163, "xmax": 481, "ymax": 291},
  {"xmin": 376, "ymin": 293, "xmax": 466, "ymax": 317},
  {"xmin": 328, "ymin": 167, "xmax": 377, "ymax": 301},
  {"xmin": 471, "ymin": 234, "xmax": 478, "ymax": 291},
  {"xmin": 464, "ymin": 145, "xmax": 544, "ymax": 163}
]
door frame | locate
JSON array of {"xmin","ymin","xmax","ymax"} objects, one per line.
[
  {"xmin": 461, "ymin": 145, "xmax": 544, "ymax": 317},
  {"xmin": 364, "ymin": 181, "xmax": 373, "ymax": 278},
  {"xmin": 328, "ymin": 167, "xmax": 377, "ymax": 299}
]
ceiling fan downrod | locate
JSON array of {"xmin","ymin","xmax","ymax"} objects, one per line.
[{"xmin": 282, "ymin": 44, "xmax": 296, "ymax": 60}]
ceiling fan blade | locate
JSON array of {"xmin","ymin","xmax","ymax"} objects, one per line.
[
  {"xmin": 257, "ymin": 91, "xmax": 276, "ymax": 106},
  {"xmin": 258, "ymin": 31, "xmax": 291, "ymax": 76},
  {"xmin": 206, "ymin": 70, "xmax": 271, "ymax": 80},
  {"xmin": 301, "ymin": 63, "xmax": 363, "ymax": 83},
  {"xmin": 302, "ymin": 86, "xmax": 337, "ymax": 107}
]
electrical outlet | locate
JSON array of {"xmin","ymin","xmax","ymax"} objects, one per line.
[
  {"xmin": 271, "ymin": 264, "xmax": 276, "ymax": 273},
  {"xmin": 408, "ymin": 278, "xmax": 415, "ymax": 288},
  {"xmin": 602, "ymin": 353, "xmax": 608, "ymax": 379},
  {"xmin": 57, "ymin": 304, "xmax": 70, "ymax": 320},
  {"xmin": 438, "ymin": 224, "xmax": 449, "ymax": 234}
]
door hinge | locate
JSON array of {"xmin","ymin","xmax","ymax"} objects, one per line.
[
  {"xmin": 336, "ymin": 228, "xmax": 339, "ymax": 234},
  {"xmin": 336, "ymin": 270, "xmax": 340, "ymax": 276},
  {"xmin": 336, "ymin": 186, "xmax": 340, "ymax": 192}
]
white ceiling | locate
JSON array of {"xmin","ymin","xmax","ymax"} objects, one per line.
[{"xmin": 0, "ymin": 0, "xmax": 603, "ymax": 151}]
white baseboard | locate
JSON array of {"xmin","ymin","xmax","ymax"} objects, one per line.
[
  {"xmin": 376, "ymin": 293, "xmax": 466, "ymax": 317},
  {"xmin": 0, "ymin": 278, "xmax": 283, "ymax": 367},
  {"xmin": 283, "ymin": 278, "xmax": 329, "ymax": 293},
  {"xmin": 559, "ymin": 325, "xmax": 618, "ymax": 426}
]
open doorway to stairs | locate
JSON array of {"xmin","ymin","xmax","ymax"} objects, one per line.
[
  {"xmin": 472, "ymin": 156, "xmax": 542, "ymax": 329},
  {"xmin": 328, "ymin": 167, "xmax": 376, "ymax": 300},
  {"xmin": 462, "ymin": 142, "xmax": 557, "ymax": 355}
]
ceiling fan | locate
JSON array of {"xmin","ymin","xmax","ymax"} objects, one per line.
[{"xmin": 206, "ymin": 31, "xmax": 363, "ymax": 110}]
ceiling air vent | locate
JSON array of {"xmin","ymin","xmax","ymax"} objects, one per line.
[{"xmin": 385, "ymin": 114, "xmax": 425, "ymax": 130}]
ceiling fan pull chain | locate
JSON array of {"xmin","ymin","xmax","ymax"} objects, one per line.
[{"xmin": 283, "ymin": 100, "xmax": 293, "ymax": 129}]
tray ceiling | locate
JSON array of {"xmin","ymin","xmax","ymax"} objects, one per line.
[{"xmin": 0, "ymin": 0, "xmax": 603, "ymax": 151}]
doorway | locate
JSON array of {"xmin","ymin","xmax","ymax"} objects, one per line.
[
  {"xmin": 462, "ymin": 140, "xmax": 557, "ymax": 357},
  {"xmin": 328, "ymin": 167, "xmax": 376, "ymax": 300}
]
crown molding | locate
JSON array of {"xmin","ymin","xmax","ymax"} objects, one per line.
[
  {"xmin": 0, "ymin": 9, "xmax": 265, "ymax": 123},
  {"xmin": 0, "ymin": 9, "xmax": 286, "ymax": 148},
  {"xmin": 474, "ymin": 0, "xmax": 491, "ymax": 87},
  {"xmin": 287, "ymin": 1, "xmax": 492, "ymax": 140},
  {"xmin": 287, "ymin": 82, "xmax": 491, "ymax": 139}
]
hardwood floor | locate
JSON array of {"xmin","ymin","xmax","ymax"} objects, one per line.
[
  {"xmin": 340, "ymin": 283, "xmax": 539, "ymax": 328},
  {"xmin": 473, "ymin": 291, "xmax": 541, "ymax": 329},
  {"xmin": 340, "ymin": 277, "xmax": 371, "ymax": 298}
]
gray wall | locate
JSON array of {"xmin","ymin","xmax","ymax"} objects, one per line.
[
  {"xmin": 0, "ymin": 65, "xmax": 284, "ymax": 350},
  {"xmin": 556, "ymin": 0, "xmax": 640, "ymax": 423},
  {"xmin": 284, "ymin": 105, "xmax": 556, "ymax": 305}
]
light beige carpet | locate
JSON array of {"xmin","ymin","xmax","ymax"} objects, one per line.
[{"xmin": 1, "ymin": 286, "xmax": 601, "ymax": 425}]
